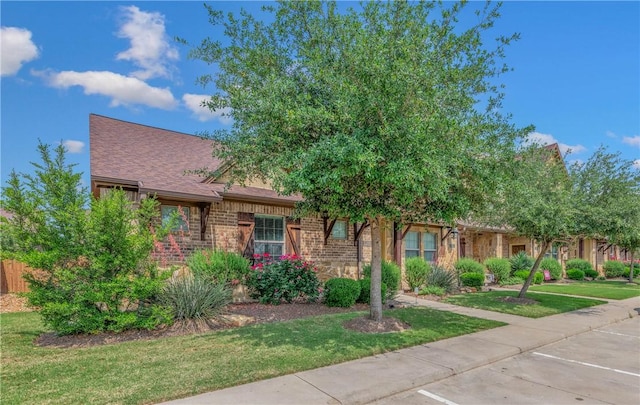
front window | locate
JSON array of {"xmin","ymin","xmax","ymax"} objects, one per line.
[
  {"xmin": 544, "ymin": 245, "xmax": 559, "ymax": 260},
  {"xmin": 161, "ymin": 205, "xmax": 189, "ymax": 232},
  {"xmin": 405, "ymin": 231, "xmax": 438, "ymax": 262},
  {"xmin": 423, "ymin": 232, "xmax": 437, "ymax": 262},
  {"xmin": 254, "ymin": 215, "xmax": 284, "ymax": 256},
  {"xmin": 332, "ymin": 220, "xmax": 347, "ymax": 239}
]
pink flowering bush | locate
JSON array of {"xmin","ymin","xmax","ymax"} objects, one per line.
[{"xmin": 246, "ymin": 254, "xmax": 321, "ymax": 305}]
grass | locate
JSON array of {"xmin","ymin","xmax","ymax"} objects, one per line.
[
  {"xmin": 1, "ymin": 308, "xmax": 503, "ymax": 405},
  {"xmin": 530, "ymin": 280, "xmax": 640, "ymax": 300},
  {"xmin": 444, "ymin": 291, "xmax": 606, "ymax": 318}
]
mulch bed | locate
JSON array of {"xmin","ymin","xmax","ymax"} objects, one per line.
[{"xmin": 32, "ymin": 301, "xmax": 401, "ymax": 349}]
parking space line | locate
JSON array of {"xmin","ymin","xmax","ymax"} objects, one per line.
[
  {"xmin": 417, "ymin": 389, "xmax": 460, "ymax": 405},
  {"xmin": 594, "ymin": 329, "xmax": 640, "ymax": 339},
  {"xmin": 533, "ymin": 352, "xmax": 640, "ymax": 377}
]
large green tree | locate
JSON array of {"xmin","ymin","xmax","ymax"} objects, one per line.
[
  {"xmin": 570, "ymin": 148, "xmax": 640, "ymax": 282},
  {"xmin": 190, "ymin": 0, "xmax": 525, "ymax": 321},
  {"xmin": 486, "ymin": 145, "xmax": 576, "ymax": 298}
]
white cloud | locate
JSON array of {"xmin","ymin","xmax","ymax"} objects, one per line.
[
  {"xmin": 605, "ymin": 130, "xmax": 617, "ymax": 138},
  {"xmin": 622, "ymin": 135, "xmax": 640, "ymax": 148},
  {"xmin": 182, "ymin": 93, "xmax": 232, "ymax": 123},
  {"xmin": 43, "ymin": 70, "xmax": 177, "ymax": 109},
  {"xmin": 525, "ymin": 132, "xmax": 587, "ymax": 155},
  {"xmin": 116, "ymin": 6, "xmax": 178, "ymax": 80},
  {"xmin": 62, "ymin": 140, "xmax": 85, "ymax": 154},
  {"xmin": 633, "ymin": 160, "xmax": 640, "ymax": 170},
  {"xmin": 1, "ymin": 27, "xmax": 39, "ymax": 76}
]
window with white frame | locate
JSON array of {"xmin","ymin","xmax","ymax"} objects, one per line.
[
  {"xmin": 405, "ymin": 231, "xmax": 438, "ymax": 262},
  {"xmin": 332, "ymin": 220, "xmax": 347, "ymax": 239},
  {"xmin": 161, "ymin": 205, "xmax": 190, "ymax": 232},
  {"xmin": 254, "ymin": 215, "xmax": 285, "ymax": 256}
]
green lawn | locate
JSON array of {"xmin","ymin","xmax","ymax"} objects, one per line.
[
  {"xmin": 1, "ymin": 308, "xmax": 503, "ymax": 405},
  {"xmin": 444, "ymin": 291, "xmax": 606, "ymax": 318},
  {"xmin": 530, "ymin": 281, "xmax": 640, "ymax": 300}
]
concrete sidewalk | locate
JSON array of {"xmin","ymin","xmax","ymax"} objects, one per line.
[{"xmin": 161, "ymin": 294, "xmax": 640, "ymax": 405}]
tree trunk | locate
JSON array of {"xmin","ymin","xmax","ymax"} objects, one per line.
[
  {"xmin": 518, "ymin": 240, "xmax": 550, "ymax": 299},
  {"xmin": 629, "ymin": 252, "xmax": 635, "ymax": 283},
  {"xmin": 369, "ymin": 217, "xmax": 383, "ymax": 322}
]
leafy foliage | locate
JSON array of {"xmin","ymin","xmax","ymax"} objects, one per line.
[
  {"xmin": 509, "ymin": 252, "xmax": 534, "ymax": 274},
  {"xmin": 584, "ymin": 269, "xmax": 599, "ymax": 279},
  {"xmin": 419, "ymin": 285, "xmax": 446, "ymax": 296},
  {"xmin": 0, "ymin": 143, "xmax": 175, "ymax": 335},
  {"xmin": 357, "ymin": 279, "xmax": 387, "ymax": 305},
  {"xmin": 533, "ymin": 272, "xmax": 543, "ymax": 284},
  {"xmin": 425, "ymin": 266, "xmax": 457, "ymax": 293},
  {"xmin": 324, "ymin": 278, "xmax": 361, "ymax": 308},
  {"xmin": 455, "ymin": 258, "xmax": 485, "ymax": 274},
  {"xmin": 160, "ymin": 275, "xmax": 231, "ymax": 320},
  {"xmin": 603, "ymin": 261, "xmax": 625, "ymax": 278},
  {"xmin": 513, "ymin": 270, "xmax": 531, "ymax": 280},
  {"xmin": 484, "ymin": 258, "xmax": 511, "ymax": 283},
  {"xmin": 188, "ymin": 0, "xmax": 525, "ymax": 320},
  {"xmin": 404, "ymin": 257, "xmax": 430, "ymax": 290},
  {"xmin": 566, "ymin": 259, "xmax": 593, "ymax": 273},
  {"xmin": 540, "ymin": 258, "xmax": 562, "ymax": 280},
  {"xmin": 499, "ymin": 276, "xmax": 525, "ymax": 286},
  {"xmin": 245, "ymin": 254, "xmax": 321, "ymax": 305},
  {"xmin": 363, "ymin": 261, "xmax": 400, "ymax": 300},
  {"xmin": 460, "ymin": 272, "xmax": 485, "ymax": 287},
  {"xmin": 566, "ymin": 269, "xmax": 585, "ymax": 281},
  {"xmin": 187, "ymin": 249, "xmax": 250, "ymax": 285}
]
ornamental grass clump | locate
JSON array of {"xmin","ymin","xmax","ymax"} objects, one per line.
[
  {"xmin": 425, "ymin": 265, "xmax": 457, "ymax": 293},
  {"xmin": 509, "ymin": 251, "xmax": 534, "ymax": 274},
  {"xmin": 246, "ymin": 254, "xmax": 321, "ymax": 305},
  {"xmin": 160, "ymin": 275, "xmax": 231, "ymax": 321}
]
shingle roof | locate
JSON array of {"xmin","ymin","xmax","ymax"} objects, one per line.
[{"xmin": 90, "ymin": 114, "xmax": 299, "ymax": 204}]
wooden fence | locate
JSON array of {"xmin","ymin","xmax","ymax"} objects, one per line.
[{"xmin": 1, "ymin": 259, "xmax": 30, "ymax": 293}]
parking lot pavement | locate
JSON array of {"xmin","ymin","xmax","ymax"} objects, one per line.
[{"xmin": 372, "ymin": 317, "xmax": 640, "ymax": 405}]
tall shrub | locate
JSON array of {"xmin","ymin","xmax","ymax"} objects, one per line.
[
  {"xmin": 187, "ymin": 249, "xmax": 250, "ymax": 285},
  {"xmin": 1, "ymin": 143, "xmax": 175, "ymax": 335},
  {"xmin": 603, "ymin": 261, "xmax": 625, "ymax": 278},
  {"xmin": 565, "ymin": 259, "xmax": 593, "ymax": 273},
  {"xmin": 363, "ymin": 261, "xmax": 400, "ymax": 300},
  {"xmin": 484, "ymin": 258, "xmax": 510, "ymax": 283},
  {"xmin": 404, "ymin": 257, "xmax": 430, "ymax": 290},
  {"xmin": 454, "ymin": 258, "xmax": 485, "ymax": 274},
  {"xmin": 539, "ymin": 258, "xmax": 562, "ymax": 280}
]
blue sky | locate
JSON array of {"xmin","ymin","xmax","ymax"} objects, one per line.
[{"xmin": 1, "ymin": 1, "xmax": 639, "ymax": 190}]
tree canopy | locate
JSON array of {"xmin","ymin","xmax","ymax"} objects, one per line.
[{"xmin": 190, "ymin": 0, "xmax": 527, "ymax": 320}]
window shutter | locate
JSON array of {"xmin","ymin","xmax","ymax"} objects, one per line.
[
  {"xmin": 285, "ymin": 217, "xmax": 301, "ymax": 256},
  {"xmin": 237, "ymin": 212, "xmax": 255, "ymax": 258}
]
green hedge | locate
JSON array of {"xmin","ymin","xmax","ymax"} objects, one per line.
[
  {"xmin": 484, "ymin": 258, "xmax": 510, "ymax": 283},
  {"xmin": 566, "ymin": 259, "xmax": 593, "ymax": 273},
  {"xmin": 324, "ymin": 278, "xmax": 360, "ymax": 307},
  {"xmin": 540, "ymin": 258, "xmax": 562, "ymax": 280},
  {"xmin": 460, "ymin": 272, "xmax": 484, "ymax": 287},
  {"xmin": 603, "ymin": 261, "xmax": 625, "ymax": 278},
  {"xmin": 357, "ymin": 278, "xmax": 387, "ymax": 304},
  {"xmin": 566, "ymin": 269, "xmax": 585, "ymax": 280},
  {"xmin": 363, "ymin": 261, "xmax": 400, "ymax": 300},
  {"xmin": 454, "ymin": 258, "xmax": 485, "ymax": 274}
]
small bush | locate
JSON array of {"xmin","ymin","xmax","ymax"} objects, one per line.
[
  {"xmin": 356, "ymin": 278, "xmax": 387, "ymax": 304},
  {"xmin": 404, "ymin": 257, "xmax": 430, "ymax": 290},
  {"xmin": 419, "ymin": 285, "xmax": 446, "ymax": 296},
  {"xmin": 566, "ymin": 259, "xmax": 593, "ymax": 273},
  {"xmin": 454, "ymin": 258, "xmax": 485, "ymax": 274},
  {"xmin": 596, "ymin": 275, "xmax": 606, "ymax": 281},
  {"xmin": 246, "ymin": 254, "xmax": 321, "ymax": 305},
  {"xmin": 425, "ymin": 266, "xmax": 457, "ymax": 293},
  {"xmin": 324, "ymin": 278, "xmax": 361, "ymax": 307},
  {"xmin": 187, "ymin": 249, "xmax": 250, "ymax": 285},
  {"xmin": 603, "ymin": 261, "xmax": 625, "ymax": 278},
  {"xmin": 540, "ymin": 258, "xmax": 562, "ymax": 280},
  {"xmin": 513, "ymin": 270, "xmax": 531, "ymax": 280},
  {"xmin": 484, "ymin": 258, "xmax": 510, "ymax": 283},
  {"xmin": 566, "ymin": 269, "xmax": 585, "ymax": 280},
  {"xmin": 510, "ymin": 252, "xmax": 534, "ymax": 274},
  {"xmin": 460, "ymin": 272, "xmax": 484, "ymax": 287},
  {"xmin": 363, "ymin": 261, "xmax": 401, "ymax": 300},
  {"xmin": 534, "ymin": 272, "xmax": 543, "ymax": 284},
  {"xmin": 500, "ymin": 276, "xmax": 524, "ymax": 286},
  {"xmin": 160, "ymin": 275, "xmax": 231, "ymax": 320},
  {"xmin": 584, "ymin": 269, "xmax": 599, "ymax": 278}
]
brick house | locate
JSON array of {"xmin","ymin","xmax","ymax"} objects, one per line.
[{"xmin": 90, "ymin": 114, "xmax": 464, "ymax": 282}]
